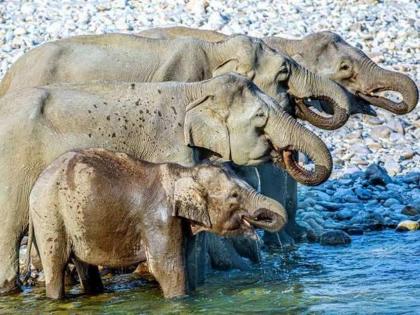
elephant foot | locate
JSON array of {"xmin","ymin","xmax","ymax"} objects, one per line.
[{"xmin": 0, "ymin": 278, "xmax": 21, "ymax": 296}]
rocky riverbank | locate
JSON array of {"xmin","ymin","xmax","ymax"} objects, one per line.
[{"xmin": 296, "ymin": 163, "xmax": 420, "ymax": 245}]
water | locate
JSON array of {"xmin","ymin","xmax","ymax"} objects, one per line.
[{"xmin": 1, "ymin": 231, "xmax": 419, "ymax": 314}]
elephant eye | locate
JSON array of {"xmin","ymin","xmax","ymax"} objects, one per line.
[{"xmin": 340, "ymin": 63, "xmax": 351, "ymax": 71}]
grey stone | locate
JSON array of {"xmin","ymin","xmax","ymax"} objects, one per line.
[
  {"xmin": 401, "ymin": 205, "xmax": 419, "ymax": 216},
  {"xmin": 354, "ymin": 187, "xmax": 373, "ymax": 200},
  {"xmin": 371, "ymin": 126, "xmax": 392, "ymax": 139},
  {"xmin": 320, "ymin": 230, "xmax": 351, "ymax": 245},
  {"xmin": 364, "ymin": 163, "xmax": 393, "ymax": 186},
  {"xmin": 336, "ymin": 209, "xmax": 354, "ymax": 221},
  {"xmin": 383, "ymin": 198, "xmax": 400, "ymax": 207}
]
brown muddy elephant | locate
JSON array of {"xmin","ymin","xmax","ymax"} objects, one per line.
[
  {"xmin": 26, "ymin": 148, "xmax": 287, "ymax": 299},
  {"xmin": 0, "ymin": 33, "xmax": 351, "ymax": 129},
  {"xmin": 0, "ymin": 74, "xmax": 332, "ymax": 294},
  {"xmin": 138, "ymin": 26, "xmax": 418, "ymax": 116}
]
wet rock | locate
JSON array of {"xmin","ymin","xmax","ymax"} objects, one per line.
[
  {"xmin": 383, "ymin": 198, "xmax": 400, "ymax": 207},
  {"xmin": 336, "ymin": 209, "xmax": 354, "ymax": 221},
  {"xmin": 401, "ymin": 206, "xmax": 419, "ymax": 216},
  {"xmin": 320, "ymin": 230, "xmax": 351, "ymax": 245},
  {"xmin": 345, "ymin": 228, "xmax": 364, "ymax": 235},
  {"xmin": 318, "ymin": 201, "xmax": 342, "ymax": 211},
  {"xmin": 395, "ymin": 220, "xmax": 419, "ymax": 232},
  {"xmin": 354, "ymin": 187, "xmax": 373, "ymax": 200},
  {"xmin": 364, "ymin": 164, "xmax": 393, "ymax": 186}
]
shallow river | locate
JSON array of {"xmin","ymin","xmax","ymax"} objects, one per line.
[{"xmin": 0, "ymin": 230, "xmax": 418, "ymax": 314}]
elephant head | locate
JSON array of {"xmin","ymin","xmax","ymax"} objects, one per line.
[
  {"xmin": 211, "ymin": 35, "xmax": 352, "ymax": 130},
  {"xmin": 173, "ymin": 164, "xmax": 287, "ymax": 237},
  {"xmin": 184, "ymin": 73, "xmax": 333, "ymax": 186},
  {"xmin": 272, "ymin": 31, "xmax": 419, "ymax": 115}
]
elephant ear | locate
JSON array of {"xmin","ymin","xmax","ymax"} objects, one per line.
[
  {"xmin": 212, "ymin": 59, "xmax": 239, "ymax": 77},
  {"xmin": 184, "ymin": 95, "xmax": 230, "ymax": 160},
  {"xmin": 173, "ymin": 177, "xmax": 211, "ymax": 228}
]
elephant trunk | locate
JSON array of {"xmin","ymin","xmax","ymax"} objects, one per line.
[
  {"xmin": 357, "ymin": 62, "xmax": 418, "ymax": 115},
  {"xmin": 266, "ymin": 111, "xmax": 333, "ymax": 186},
  {"xmin": 240, "ymin": 189, "xmax": 287, "ymax": 232},
  {"xmin": 288, "ymin": 62, "xmax": 350, "ymax": 130}
]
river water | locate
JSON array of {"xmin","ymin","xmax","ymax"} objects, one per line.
[{"xmin": 0, "ymin": 230, "xmax": 418, "ymax": 314}]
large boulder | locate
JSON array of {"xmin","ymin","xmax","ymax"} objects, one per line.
[{"xmin": 320, "ymin": 230, "xmax": 352, "ymax": 246}]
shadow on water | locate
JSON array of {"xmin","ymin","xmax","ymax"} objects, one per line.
[{"xmin": 1, "ymin": 231, "xmax": 418, "ymax": 314}]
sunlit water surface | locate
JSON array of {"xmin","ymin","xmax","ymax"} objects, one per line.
[{"xmin": 0, "ymin": 231, "xmax": 418, "ymax": 314}]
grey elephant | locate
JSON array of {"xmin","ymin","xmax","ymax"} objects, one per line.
[
  {"xmin": 0, "ymin": 73, "xmax": 331, "ymax": 294},
  {"xmin": 0, "ymin": 33, "xmax": 351, "ymax": 129},
  {"xmin": 139, "ymin": 26, "xmax": 418, "ymax": 116},
  {"xmin": 26, "ymin": 148, "xmax": 287, "ymax": 299}
]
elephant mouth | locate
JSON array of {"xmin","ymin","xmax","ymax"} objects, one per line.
[
  {"xmin": 356, "ymin": 88, "xmax": 407, "ymax": 115},
  {"xmin": 242, "ymin": 208, "xmax": 283, "ymax": 232},
  {"xmin": 271, "ymin": 147, "xmax": 330, "ymax": 186}
]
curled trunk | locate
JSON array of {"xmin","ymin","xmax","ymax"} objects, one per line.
[
  {"xmin": 288, "ymin": 62, "xmax": 350, "ymax": 130},
  {"xmin": 266, "ymin": 111, "xmax": 333, "ymax": 186},
  {"xmin": 241, "ymin": 189, "xmax": 287, "ymax": 232},
  {"xmin": 357, "ymin": 63, "xmax": 418, "ymax": 115}
]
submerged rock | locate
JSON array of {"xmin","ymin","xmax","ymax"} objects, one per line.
[
  {"xmin": 395, "ymin": 220, "xmax": 419, "ymax": 232},
  {"xmin": 320, "ymin": 230, "xmax": 352, "ymax": 245}
]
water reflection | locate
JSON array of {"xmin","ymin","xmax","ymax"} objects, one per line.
[{"xmin": 0, "ymin": 231, "xmax": 418, "ymax": 314}]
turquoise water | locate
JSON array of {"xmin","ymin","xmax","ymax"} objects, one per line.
[{"xmin": 0, "ymin": 230, "xmax": 419, "ymax": 314}]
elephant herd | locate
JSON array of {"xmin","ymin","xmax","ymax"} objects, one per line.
[{"xmin": 0, "ymin": 26, "xmax": 417, "ymax": 298}]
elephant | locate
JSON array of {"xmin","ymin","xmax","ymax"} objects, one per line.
[
  {"xmin": 0, "ymin": 33, "xmax": 352, "ymax": 130},
  {"xmin": 26, "ymin": 148, "xmax": 287, "ymax": 299},
  {"xmin": 0, "ymin": 73, "xmax": 332, "ymax": 294},
  {"xmin": 138, "ymin": 26, "xmax": 419, "ymax": 116}
]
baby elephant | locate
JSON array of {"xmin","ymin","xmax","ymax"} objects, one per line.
[{"xmin": 27, "ymin": 148, "xmax": 287, "ymax": 299}]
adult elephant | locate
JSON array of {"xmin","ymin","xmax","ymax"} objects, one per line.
[
  {"xmin": 0, "ymin": 74, "xmax": 332, "ymax": 294},
  {"xmin": 0, "ymin": 33, "xmax": 351, "ymax": 130},
  {"xmin": 139, "ymin": 26, "xmax": 419, "ymax": 116}
]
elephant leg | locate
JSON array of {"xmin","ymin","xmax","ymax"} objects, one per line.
[
  {"xmin": 207, "ymin": 234, "xmax": 252, "ymax": 270},
  {"xmin": 228, "ymin": 236, "xmax": 260, "ymax": 263},
  {"xmin": 73, "ymin": 259, "xmax": 103, "ymax": 294},
  {"xmin": 34, "ymin": 213, "xmax": 69, "ymax": 299},
  {"xmin": 146, "ymin": 221, "xmax": 186, "ymax": 298},
  {"xmin": 256, "ymin": 163, "xmax": 305, "ymax": 247},
  {"xmin": 0, "ymin": 184, "xmax": 30, "ymax": 294}
]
